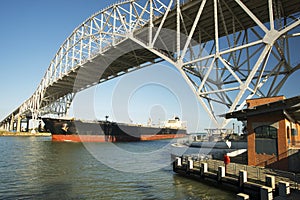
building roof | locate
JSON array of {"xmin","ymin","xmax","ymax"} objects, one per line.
[{"xmin": 225, "ymin": 96, "xmax": 300, "ymax": 123}]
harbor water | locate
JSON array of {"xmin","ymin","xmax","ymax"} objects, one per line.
[{"xmin": 0, "ymin": 136, "xmax": 235, "ymax": 199}]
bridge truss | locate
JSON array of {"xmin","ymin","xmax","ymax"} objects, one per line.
[{"xmin": 1, "ymin": 0, "xmax": 300, "ymax": 130}]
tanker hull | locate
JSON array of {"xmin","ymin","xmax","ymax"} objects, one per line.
[{"xmin": 42, "ymin": 118, "xmax": 186, "ymax": 142}]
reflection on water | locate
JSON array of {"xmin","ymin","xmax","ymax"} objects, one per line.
[{"xmin": 0, "ymin": 137, "xmax": 235, "ymax": 199}]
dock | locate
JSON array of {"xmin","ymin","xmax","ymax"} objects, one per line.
[
  {"xmin": 0, "ymin": 131, "xmax": 51, "ymax": 137},
  {"xmin": 173, "ymin": 155, "xmax": 300, "ymax": 199}
]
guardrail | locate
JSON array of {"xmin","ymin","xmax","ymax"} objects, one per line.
[{"xmin": 180, "ymin": 155, "xmax": 299, "ymax": 190}]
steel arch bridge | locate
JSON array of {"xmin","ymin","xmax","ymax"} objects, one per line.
[{"xmin": 1, "ymin": 0, "xmax": 300, "ymax": 131}]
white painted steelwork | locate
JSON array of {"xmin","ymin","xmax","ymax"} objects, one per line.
[{"xmin": 1, "ymin": 0, "xmax": 300, "ymax": 130}]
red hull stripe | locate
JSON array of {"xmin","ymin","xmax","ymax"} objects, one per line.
[
  {"xmin": 52, "ymin": 134, "xmax": 186, "ymax": 142},
  {"xmin": 140, "ymin": 134, "xmax": 186, "ymax": 141}
]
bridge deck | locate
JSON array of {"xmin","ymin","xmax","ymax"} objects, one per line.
[
  {"xmin": 1, "ymin": 0, "xmax": 300, "ymax": 124},
  {"xmin": 46, "ymin": 0, "xmax": 300, "ymax": 105}
]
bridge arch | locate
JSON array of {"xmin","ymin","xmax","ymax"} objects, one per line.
[{"xmin": 2, "ymin": 0, "xmax": 300, "ymax": 131}]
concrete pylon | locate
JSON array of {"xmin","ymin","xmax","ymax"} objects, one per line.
[
  {"xmin": 9, "ymin": 114, "xmax": 14, "ymax": 131},
  {"xmin": 16, "ymin": 116, "xmax": 21, "ymax": 132}
]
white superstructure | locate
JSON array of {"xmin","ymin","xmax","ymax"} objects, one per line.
[{"xmin": 164, "ymin": 117, "xmax": 186, "ymax": 129}]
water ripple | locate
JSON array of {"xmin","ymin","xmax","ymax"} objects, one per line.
[{"xmin": 0, "ymin": 137, "xmax": 235, "ymax": 199}]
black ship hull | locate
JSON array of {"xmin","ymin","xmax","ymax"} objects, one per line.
[{"xmin": 42, "ymin": 118, "xmax": 186, "ymax": 142}]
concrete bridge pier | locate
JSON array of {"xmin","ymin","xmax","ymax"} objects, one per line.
[
  {"xmin": 25, "ymin": 117, "xmax": 30, "ymax": 132},
  {"xmin": 16, "ymin": 116, "xmax": 21, "ymax": 132},
  {"xmin": 30, "ymin": 112, "xmax": 39, "ymax": 133},
  {"xmin": 0, "ymin": 123, "xmax": 5, "ymax": 130},
  {"xmin": 3, "ymin": 115, "xmax": 31, "ymax": 132},
  {"xmin": 5, "ymin": 121, "xmax": 10, "ymax": 131},
  {"xmin": 9, "ymin": 115, "xmax": 14, "ymax": 131}
]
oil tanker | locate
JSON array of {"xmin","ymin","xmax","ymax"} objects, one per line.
[{"xmin": 42, "ymin": 117, "xmax": 187, "ymax": 142}]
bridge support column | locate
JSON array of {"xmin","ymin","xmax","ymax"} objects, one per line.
[
  {"xmin": 9, "ymin": 115, "xmax": 14, "ymax": 131},
  {"xmin": 6, "ymin": 122, "xmax": 9, "ymax": 131},
  {"xmin": 16, "ymin": 116, "xmax": 21, "ymax": 132},
  {"xmin": 30, "ymin": 112, "xmax": 39, "ymax": 133},
  {"xmin": 26, "ymin": 118, "xmax": 30, "ymax": 132}
]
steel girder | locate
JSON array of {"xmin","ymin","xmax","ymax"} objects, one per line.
[
  {"xmin": 127, "ymin": 0, "xmax": 300, "ymax": 127},
  {"xmin": 1, "ymin": 0, "xmax": 300, "ymax": 129},
  {"xmin": 9, "ymin": 0, "xmax": 170, "ymax": 122}
]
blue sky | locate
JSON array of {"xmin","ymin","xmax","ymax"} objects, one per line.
[
  {"xmin": 0, "ymin": 0, "xmax": 114, "ymax": 118},
  {"xmin": 1, "ymin": 0, "xmax": 300, "ymax": 133},
  {"xmin": 0, "ymin": 0, "xmax": 206, "ymax": 132}
]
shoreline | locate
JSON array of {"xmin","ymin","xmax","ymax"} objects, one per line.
[{"xmin": 0, "ymin": 131, "xmax": 51, "ymax": 137}]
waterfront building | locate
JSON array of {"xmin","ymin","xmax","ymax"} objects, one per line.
[{"xmin": 226, "ymin": 96, "xmax": 300, "ymax": 172}]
